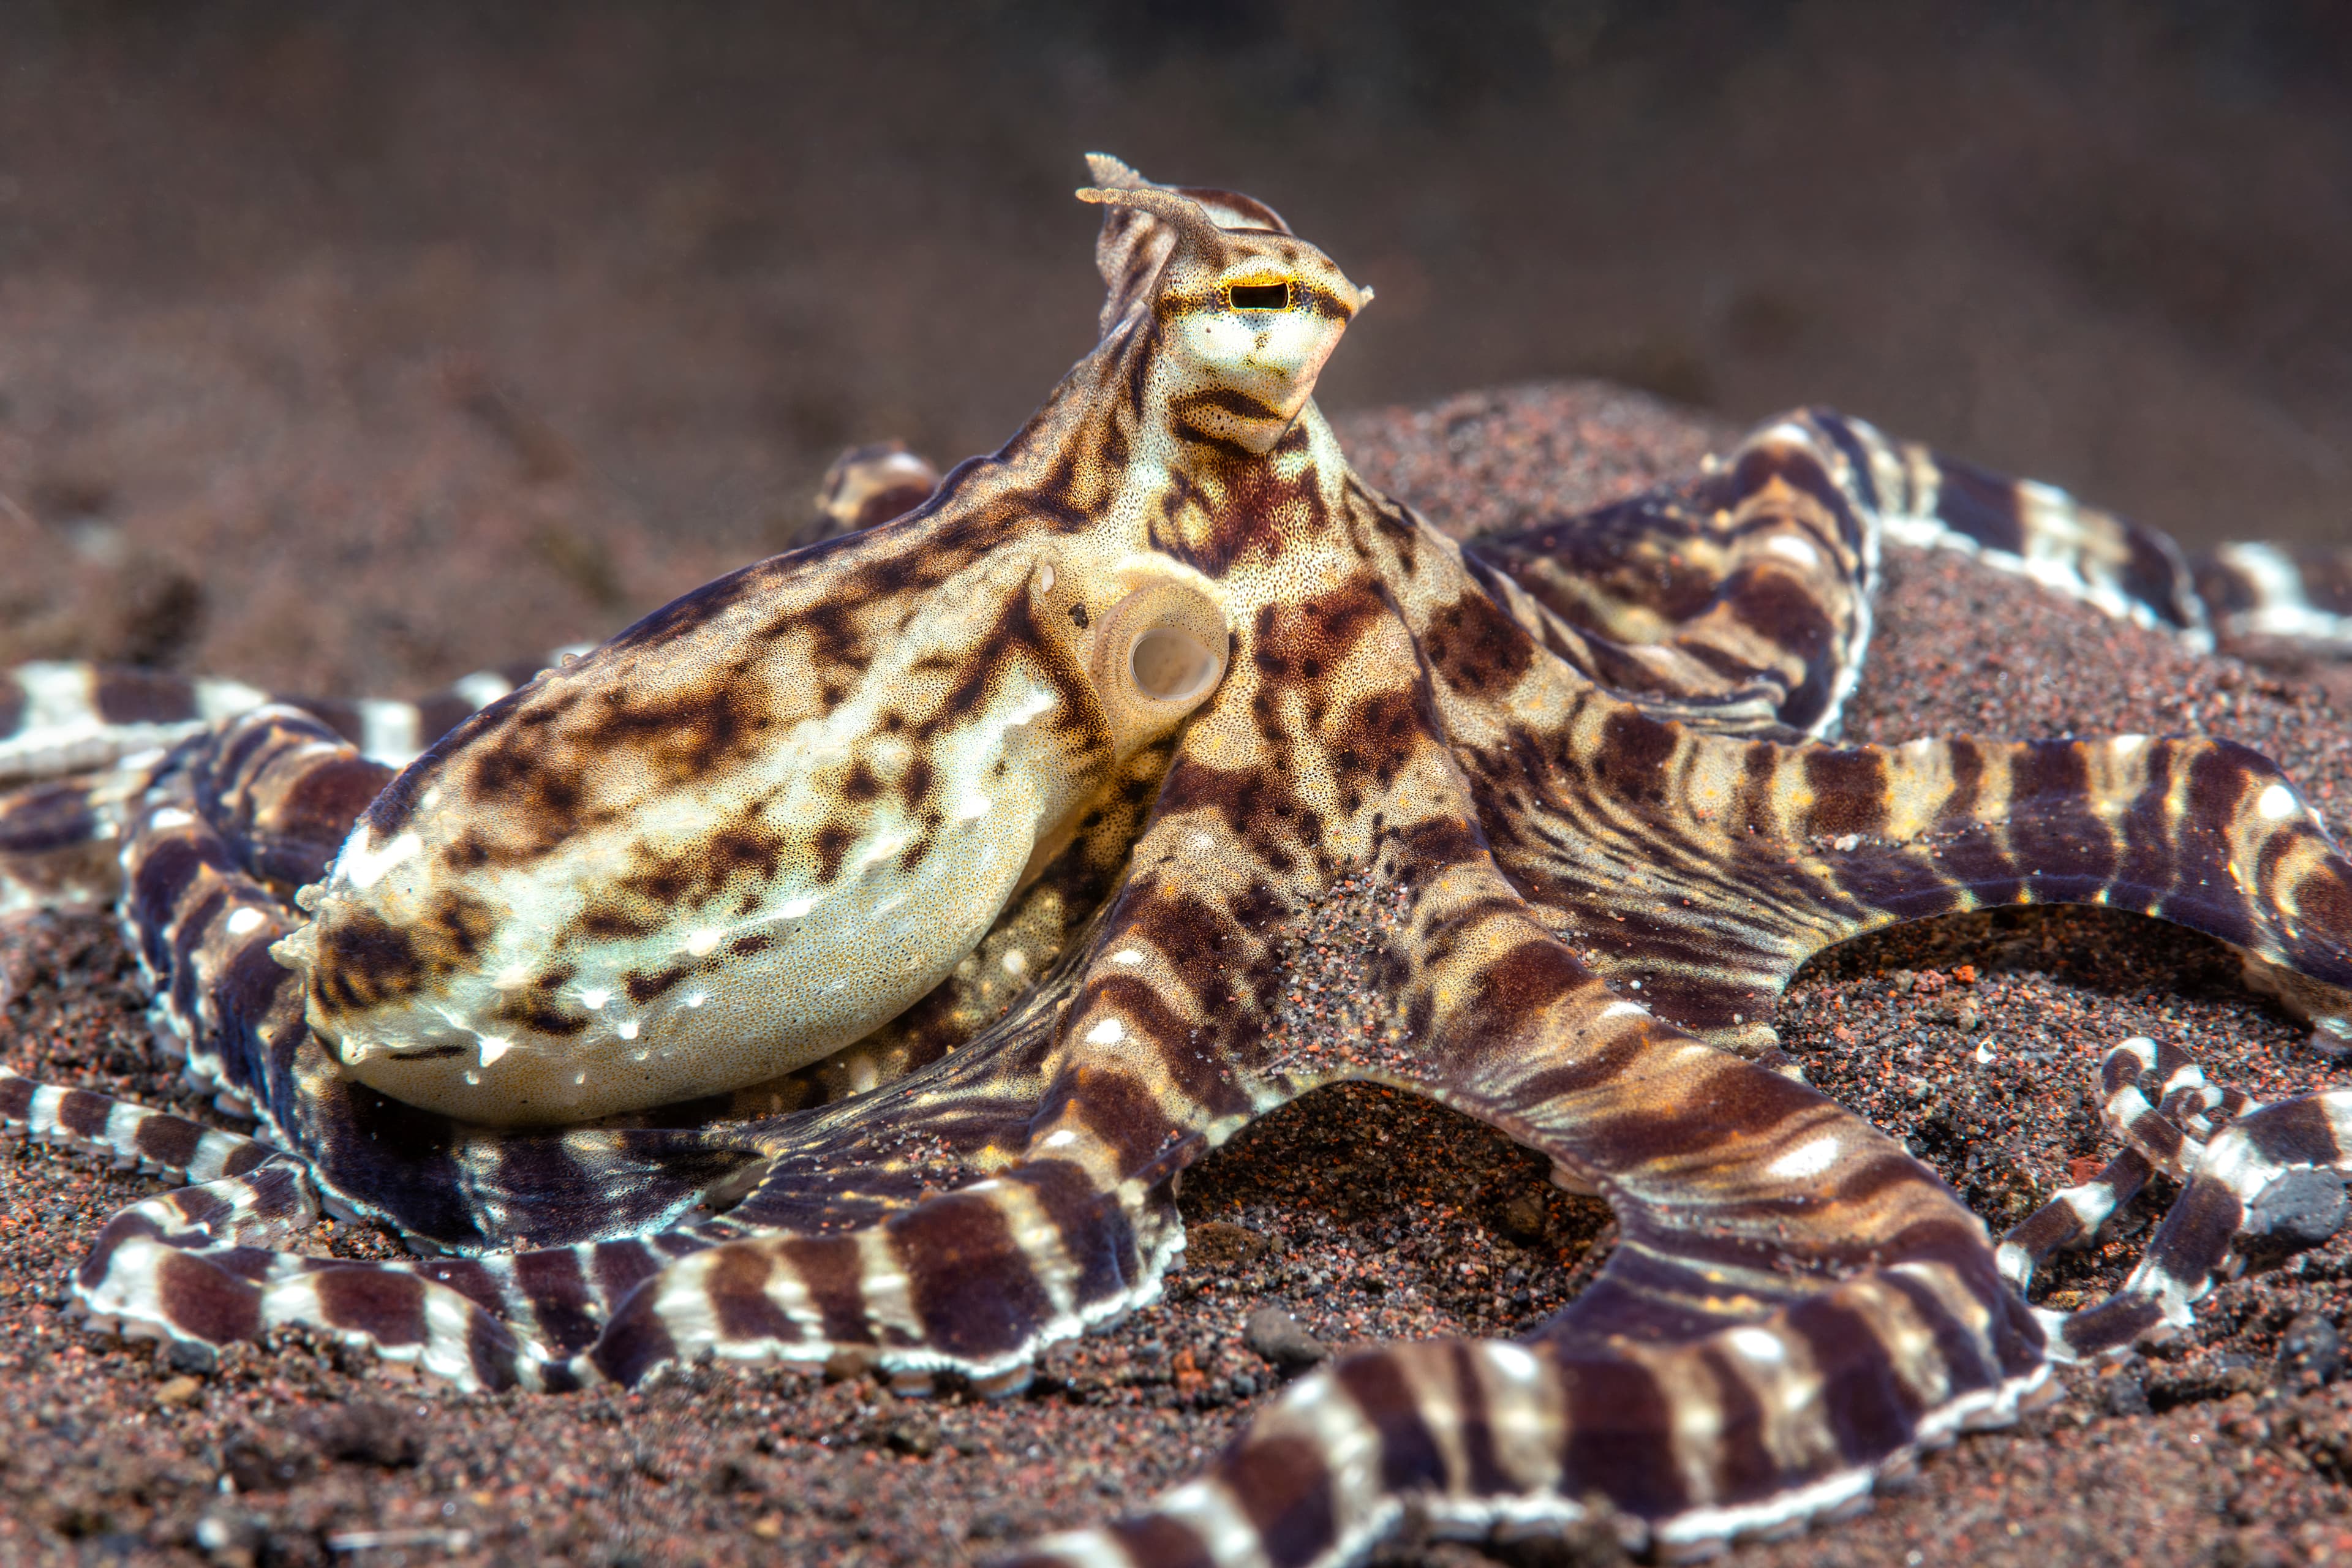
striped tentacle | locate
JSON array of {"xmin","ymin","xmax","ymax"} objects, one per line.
[
  {"xmin": 121, "ymin": 1006, "xmax": 1172, "ymax": 1396},
  {"xmin": 12, "ymin": 1050, "xmax": 739, "ymax": 1384},
  {"xmin": 75, "ymin": 1227, "xmax": 543, "ymax": 1390},
  {"xmin": 64, "ymin": 1076, "xmax": 1175, "ymax": 1400},
  {"xmin": 1424, "ymin": 857, "xmax": 2041, "ymax": 1554},
  {"xmin": 1996, "ymin": 1145, "xmax": 2156, "ymax": 1295},
  {"xmin": 1016, "ymin": 1306, "xmax": 2035, "ymax": 1568},
  {"xmin": 1, "ymin": 1066, "xmax": 281, "ymax": 1186},
  {"xmin": 1994, "ymin": 1036, "xmax": 2256, "ymax": 1292},
  {"xmin": 1009, "ymin": 832, "xmax": 2045, "ymax": 1564},
  {"xmin": 578, "ymin": 1161, "xmax": 1181, "ymax": 1395},
  {"xmin": 0, "ymin": 1074, "xmax": 328, "ymax": 1357},
  {"xmin": 2198, "ymin": 542, "xmax": 2352, "ymax": 657},
  {"xmin": 1450, "ymin": 676, "xmax": 2352, "ymax": 1058},
  {"xmin": 76, "ymin": 1161, "xmax": 320, "ymax": 1275},
  {"xmin": 15, "ymin": 1063, "xmax": 745, "ymax": 1388},
  {"xmin": 2095, "ymin": 1036, "xmax": 2261, "ymax": 1179},
  {"xmin": 1435, "ymin": 438, "xmax": 2352, "ymax": 1055},
  {"xmin": 109, "ymin": 706, "xmax": 389, "ymax": 1152},
  {"xmin": 2042, "ymin": 1088, "xmax": 2352, "ymax": 1362},
  {"xmin": 72, "ymin": 1210, "xmax": 736, "ymax": 1391},
  {"xmin": 0, "ymin": 646, "xmax": 587, "ymax": 792},
  {"xmin": 0, "ymin": 663, "xmax": 276, "ymax": 791},
  {"xmin": 70, "ymin": 1166, "xmax": 321, "ymax": 1348},
  {"xmin": 0, "ymin": 765, "xmax": 156, "ymax": 913},
  {"xmin": 1819, "ymin": 410, "xmax": 2214, "ymax": 649},
  {"xmin": 1993, "ymin": 1035, "xmax": 2346, "ymax": 1363},
  {"xmin": 396, "ymin": 1231, "xmax": 718, "ymax": 1359},
  {"xmin": 82, "ymin": 964, "xmax": 1180, "ymax": 1396},
  {"xmin": 1464, "ymin": 409, "xmax": 1879, "ymax": 740},
  {"xmin": 1009, "ymin": 1338, "xmax": 1681, "ymax": 1568},
  {"xmin": 9, "ymin": 1082, "xmax": 654, "ymax": 1393},
  {"xmin": 1457, "ymin": 405, "xmax": 2250, "ymax": 748}
]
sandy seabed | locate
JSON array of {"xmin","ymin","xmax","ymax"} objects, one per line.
[{"xmin": 4, "ymin": 382, "xmax": 2351, "ymax": 1568}]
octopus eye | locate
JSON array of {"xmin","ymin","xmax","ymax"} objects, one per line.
[
  {"xmin": 1227, "ymin": 280, "xmax": 1292, "ymax": 312},
  {"xmin": 1089, "ymin": 577, "xmax": 1229, "ymax": 747}
]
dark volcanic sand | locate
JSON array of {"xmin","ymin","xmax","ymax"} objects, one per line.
[{"xmin": 4, "ymin": 383, "xmax": 2351, "ymax": 1568}]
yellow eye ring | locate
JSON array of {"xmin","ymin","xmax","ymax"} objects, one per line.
[{"xmin": 1226, "ymin": 279, "xmax": 1292, "ymax": 312}]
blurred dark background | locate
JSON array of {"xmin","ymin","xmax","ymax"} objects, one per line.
[{"xmin": 1, "ymin": 0, "xmax": 2346, "ymax": 689}]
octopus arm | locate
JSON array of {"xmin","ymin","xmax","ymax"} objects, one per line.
[{"xmin": 1464, "ymin": 690, "xmax": 2352, "ymax": 1054}]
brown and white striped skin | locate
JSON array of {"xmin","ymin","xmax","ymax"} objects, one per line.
[
  {"xmin": 5, "ymin": 154, "xmax": 2352, "ymax": 1566},
  {"xmin": 1994, "ymin": 1036, "xmax": 2352, "ymax": 1366},
  {"xmin": 2198, "ymin": 543, "xmax": 2352, "ymax": 655}
]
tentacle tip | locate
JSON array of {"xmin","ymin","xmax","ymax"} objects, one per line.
[
  {"xmin": 2016, "ymin": 1371, "xmax": 2067, "ymax": 1412},
  {"xmin": 2029, "ymin": 1307, "xmax": 2082, "ymax": 1362},
  {"xmin": 1993, "ymin": 1241, "xmax": 2034, "ymax": 1291},
  {"xmin": 2309, "ymin": 1022, "xmax": 2352, "ymax": 1063},
  {"xmin": 998, "ymin": 1534, "xmax": 1096, "ymax": 1568},
  {"xmin": 971, "ymin": 1363, "xmax": 1035, "ymax": 1400}
]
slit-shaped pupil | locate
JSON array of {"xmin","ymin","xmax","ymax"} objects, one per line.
[{"xmin": 1229, "ymin": 281, "xmax": 1291, "ymax": 311}]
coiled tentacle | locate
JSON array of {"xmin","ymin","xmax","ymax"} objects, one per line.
[{"xmin": 1991, "ymin": 1035, "xmax": 2351, "ymax": 1365}]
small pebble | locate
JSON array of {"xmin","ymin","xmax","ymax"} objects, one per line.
[
  {"xmin": 2242, "ymin": 1167, "xmax": 2349, "ymax": 1259},
  {"xmin": 1186, "ymin": 1219, "xmax": 1274, "ymax": 1272},
  {"xmin": 194, "ymin": 1508, "xmax": 265, "ymax": 1559},
  {"xmin": 166, "ymin": 1338, "xmax": 219, "ymax": 1375},
  {"xmin": 1495, "ymin": 1188, "xmax": 1549, "ymax": 1244},
  {"xmin": 2100, "ymin": 1371, "xmax": 2152, "ymax": 1419},
  {"xmin": 886, "ymin": 1416, "xmax": 940, "ymax": 1457},
  {"xmin": 154, "ymin": 1374, "xmax": 202, "ymax": 1409},
  {"xmin": 1243, "ymin": 1306, "xmax": 1329, "ymax": 1371},
  {"xmin": 296, "ymin": 1400, "xmax": 425, "ymax": 1467},
  {"xmin": 2276, "ymin": 1313, "xmax": 2342, "ymax": 1387}
]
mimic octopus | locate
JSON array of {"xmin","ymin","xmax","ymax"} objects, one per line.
[{"xmin": 5, "ymin": 156, "xmax": 2352, "ymax": 1566}]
